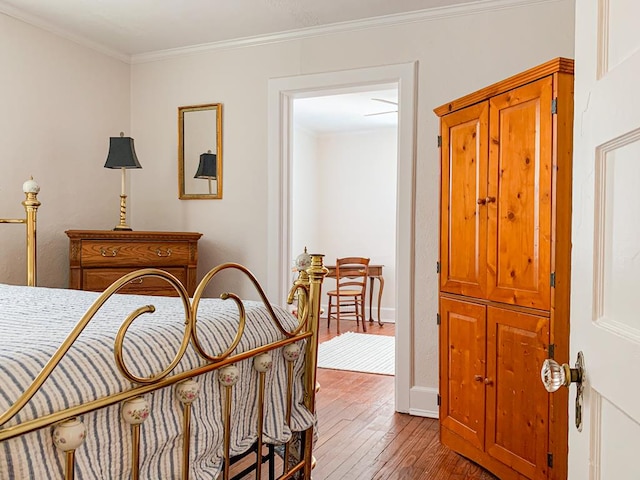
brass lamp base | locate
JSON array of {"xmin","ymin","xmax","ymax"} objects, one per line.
[{"xmin": 113, "ymin": 194, "xmax": 133, "ymax": 231}]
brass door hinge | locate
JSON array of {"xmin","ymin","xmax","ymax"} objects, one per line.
[
  {"xmin": 547, "ymin": 452, "xmax": 554, "ymax": 468},
  {"xmin": 437, "ymin": 135, "xmax": 442, "ymax": 147},
  {"xmin": 551, "ymin": 98, "xmax": 558, "ymax": 115}
]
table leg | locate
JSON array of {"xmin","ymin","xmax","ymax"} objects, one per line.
[
  {"xmin": 368, "ymin": 277, "xmax": 375, "ymax": 322},
  {"xmin": 376, "ymin": 276, "xmax": 384, "ymax": 326},
  {"xmin": 368, "ymin": 276, "xmax": 384, "ymax": 326}
]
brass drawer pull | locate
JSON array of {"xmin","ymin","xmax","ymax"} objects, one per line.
[
  {"xmin": 485, "ymin": 196, "xmax": 496, "ymax": 204},
  {"xmin": 156, "ymin": 248, "xmax": 172, "ymax": 257},
  {"xmin": 100, "ymin": 247, "xmax": 119, "ymax": 257}
]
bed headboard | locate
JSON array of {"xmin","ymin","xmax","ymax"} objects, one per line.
[{"xmin": 0, "ymin": 178, "xmax": 40, "ymax": 286}]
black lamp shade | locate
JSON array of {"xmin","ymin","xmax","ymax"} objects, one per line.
[
  {"xmin": 104, "ymin": 136, "xmax": 142, "ymax": 169},
  {"xmin": 194, "ymin": 152, "xmax": 217, "ymax": 179}
]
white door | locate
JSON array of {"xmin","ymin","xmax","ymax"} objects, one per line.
[{"xmin": 570, "ymin": 0, "xmax": 640, "ymax": 478}]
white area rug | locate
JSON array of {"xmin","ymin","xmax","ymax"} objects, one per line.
[{"xmin": 317, "ymin": 332, "xmax": 394, "ymax": 376}]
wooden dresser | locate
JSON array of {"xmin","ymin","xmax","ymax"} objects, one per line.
[
  {"xmin": 435, "ymin": 58, "xmax": 574, "ymax": 480},
  {"xmin": 65, "ymin": 230, "xmax": 202, "ymax": 297}
]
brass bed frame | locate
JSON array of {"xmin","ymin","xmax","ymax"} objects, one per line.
[
  {"xmin": 0, "ymin": 178, "xmax": 40, "ymax": 287},
  {"xmin": 0, "ymin": 179, "xmax": 327, "ymax": 480}
]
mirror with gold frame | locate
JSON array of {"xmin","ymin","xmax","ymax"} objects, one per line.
[{"xmin": 178, "ymin": 103, "xmax": 223, "ymax": 199}]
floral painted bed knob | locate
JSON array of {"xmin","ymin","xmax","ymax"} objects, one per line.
[
  {"xmin": 283, "ymin": 343, "xmax": 301, "ymax": 362},
  {"xmin": 52, "ymin": 418, "xmax": 86, "ymax": 452},
  {"xmin": 295, "ymin": 247, "xmax": 312, "ymax": 272},
  {"xmin": 121, "ymin": 396, "xmax": 150, "ymax": 425},
  {"xmin": 219, "ymin": 365, "xmax": 240, "ymax": 386},
  {"xmin": 22, "ymin": 177, "xmax": 40, "ymax": 194},
  {"xmin": 176, "ymin": 379, "xmax": 200, "ymax": 404},
  {"xmin": 254, "ymin": 353, "xmax": 273, "ymax": 373}
]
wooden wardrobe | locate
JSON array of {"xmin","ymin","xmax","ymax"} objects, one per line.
[{"xmin": 435, "ymin": 58, "xmax": 574, "ymax": 480}]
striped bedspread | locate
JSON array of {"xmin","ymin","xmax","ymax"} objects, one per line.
[{"xmin": 0, "ymin": 283, "xmax": 313, "ymax": 479}]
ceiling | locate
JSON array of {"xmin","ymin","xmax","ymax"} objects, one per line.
[
  {"xmin": 0, "ymin": 0, "xmax": 480, "ymax": 57},
  {"xmin": 294, "ymin": 87, "xmax": 399, "ymax": 134},
  {"xmin": 0, "ymin": 0, "xmax": 483, "ymax": 133}
]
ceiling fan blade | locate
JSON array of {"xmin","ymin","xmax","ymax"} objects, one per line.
[
  {"xmin": 371, "ymin": 98, "xmax": 398, "ymax": 106},
  {"xmin": 364, "ymin": 110, "xmax": 398, "ymax": 117}
]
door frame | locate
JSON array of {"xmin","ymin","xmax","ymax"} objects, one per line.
[{"xmin": 267, "ymin": 61, "xmax": 417, "ymax": 412}]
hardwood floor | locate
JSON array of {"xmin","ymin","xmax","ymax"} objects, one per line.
[
  {"xmin": 231, "ymin": 319, "xmax": 497, "ymax": 479},
  {"xmin": 312, "ymin": 320, "xmax": 497, "ymax": 480}
]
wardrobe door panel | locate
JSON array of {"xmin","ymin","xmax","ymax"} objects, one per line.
[
  {"xmin": 439, "ymin": 297, "xmax": 486, "ymax": 450},
  {"xmin": 486, "ymin": 307, "xmax": 550, "ymax": 480},
  {"xmin": 440, "ymin": 102, "xmax": 489, "ymax": 298},
  {"xmin": 487, "ymin": 77, "xmax": 553, "ymax": 309}
]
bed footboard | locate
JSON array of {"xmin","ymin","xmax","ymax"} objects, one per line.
[{"xmin": 0, "ymin": 256, "xmax": 327, "ymax": 480}]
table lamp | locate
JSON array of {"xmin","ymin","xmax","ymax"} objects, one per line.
[{"xmin": 104, "ymin": 132, "xmax": 142, "ymax": 231}]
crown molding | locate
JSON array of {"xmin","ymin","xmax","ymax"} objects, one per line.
[
  {"xmin": 0, "ymin": 1, "xmax": 130, "ymax": 63},
  {"xmin": 2, "ymin": 0, "xmax": 563, "ymax": 65},
  {"xmin": 131, "ymin": 0, "xmax": 562, "ymax": 64}
]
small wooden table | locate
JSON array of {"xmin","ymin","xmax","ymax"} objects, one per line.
[{"xmin": 325, "ymin": 264, "xmax": 384, "ymax": 326}]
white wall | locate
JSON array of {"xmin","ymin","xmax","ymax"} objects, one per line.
[
  {"xmin": 305, "ymin": 128, "xmax": 397, "ymax": 321},
  {"xmin": 0, "ymin": 12, "xmax": 130, "ymax": 287},
  {"xmin": 291, "ymin": 125, "xmax": 320, "ymax": 261}
]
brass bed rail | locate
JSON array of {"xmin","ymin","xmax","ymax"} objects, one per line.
[
  {"xmin": 0, "ymin": 177, "xmax": 41, "ymax": 286},
  {"xmin": 0, "ymin": 255, "xmax": 327, "ymax": 480}
]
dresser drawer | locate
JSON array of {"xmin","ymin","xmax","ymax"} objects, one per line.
[
  {"xmin": 80, "ymin": 240, "xmax": 192, "ymax": 267},
  {"xmin": 66, "ymin": 230, "xmax": 202, "ymax": 297},
  {"xmin": 82, "ymin": 267, "xmax": 187, "ymax": 297}
]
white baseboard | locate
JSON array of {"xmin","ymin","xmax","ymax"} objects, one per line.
[
  {"xmin": 409, "ymin": 386, "xmax": 439, "ymax": 419},
  {"xmin": 320, "ymin": 303, "xmax": 396, "ymax": 323}
]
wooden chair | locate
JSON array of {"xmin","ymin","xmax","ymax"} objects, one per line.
[{"xmin": 326, "ymin": 257, "xmax": 369, "ymax": 335}]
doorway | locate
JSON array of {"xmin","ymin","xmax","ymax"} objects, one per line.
[
  {"xmin": 291, "ymin": 87, "xmax": 398, "ymax": 325},
  {"xmin": 267, "ymin": 62, "xmax": 417, "ymax": 412}
]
